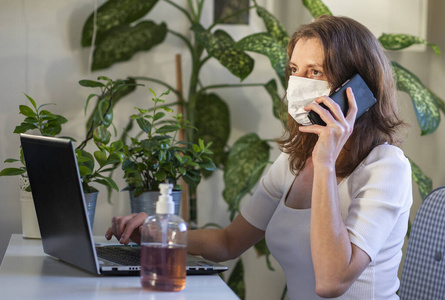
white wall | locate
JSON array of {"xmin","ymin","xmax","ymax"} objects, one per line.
[{"xmin": 1, "ymin": 1, "xmax": 444, "ymax": 299}]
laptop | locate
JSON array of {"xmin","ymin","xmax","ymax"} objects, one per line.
[{"xmin": 20, "ymin": 133, "xmax": 228, "ymax": 276}]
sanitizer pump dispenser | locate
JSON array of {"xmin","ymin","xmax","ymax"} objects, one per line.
[{"xmin": 140, "ymin": 183, "xmax": 188, "ymax": 291}]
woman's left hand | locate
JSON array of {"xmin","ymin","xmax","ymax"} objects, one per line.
[{"xmin": 298, "ymin": 87, "xmax": 358, "ymax": 167}]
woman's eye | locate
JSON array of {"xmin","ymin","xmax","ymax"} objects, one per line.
[
  {"xmin": 312, "ymin": 69, "xmax": 322, "ymax": 76},
  {"xmin": 291, "ymin": 67, "xmax": 297, "ymax": 74}
]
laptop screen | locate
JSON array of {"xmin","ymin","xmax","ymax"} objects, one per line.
[{"xmin": 21, "ymin": 134, "xmax": 100, "ymax": 274}]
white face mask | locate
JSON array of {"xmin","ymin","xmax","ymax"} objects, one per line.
[{"xmin": 286, "ymin": 76, "xmax": 331, "ymax": 125}]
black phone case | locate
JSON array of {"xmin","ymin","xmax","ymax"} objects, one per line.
[{"xmin": 307, "ymin": 73, "xmax": 376, "ymax": 126}]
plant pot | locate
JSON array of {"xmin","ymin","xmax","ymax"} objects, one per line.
[
  {"xmin": 20, "ymin": 174, "xmax": 40, "ymax": 239},
  {"xmin": 129, "ymin": 190, "xmax": 182, "ymax": 216},
  {"xmin": 84, "ymin": 191, "xmax": 98, "ymax": 230}
]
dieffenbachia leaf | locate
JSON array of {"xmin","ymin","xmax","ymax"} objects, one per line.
[
  {"xmin": 227, "ymin": 259, "xmax": 245, "ymax": 300},
  {"xmin": 81, "ymin": 0, "xmax": 159, "ymax": 47},
  {"xmin": 392, "ymin": 61, "xmax": 441, "ymax": 135},
  {"xmin": 223, "ymin": 133, "xmax": 270, "ymax": 220},
  {"xmin": 303, "ymin": 0, "xmax": 332, "ymax": 19},
  {"xmin": 379, "ymin": 33, "xmax": 441, "ymax": 56},
  {"xmin": 255, "ymin": 6, "xmax": 289, "ymax": 49},
  {"xmin": 92, "ymin": 21, "xmax": 167, "ymax": 70},
  {"xmin": 192, "ymin": 24, "xmax": 254, "ymax": 81},
  {"xmin": 235, "ymin": 33, "xmax": 287, "ymax": 88},
  {"xmin": 192, "ymin": 93, "xmax": 230, "ymax": 176},
  {"xmin": 254, "ymin": 238, "xmax": 275, "ymax": 271},
  {"xmin": 408, "ymin": 157, "xmax": 432, "ymax": 200},
  {"xmin": 264, "ymin": 79, "xmax": 286, "ymax": 124}
]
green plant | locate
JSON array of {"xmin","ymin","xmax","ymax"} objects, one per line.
[
  {"xmin": 0, "ymin": 94, "xmax": 69, "ymax": 190},
  {"xmin": 122, "ymin": 88, "xmax": 216, "ymax": 197},
  {"xmin": 75, "ymin": 76, "xmax": 141, "ymax": 194},
  {"xmin": 0, "ymin": 81, "xmax": 125, "ymax": 195}
]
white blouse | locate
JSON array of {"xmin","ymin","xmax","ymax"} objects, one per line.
[{"xmin": 241, "ymin": 144, "xmax": 413, "ymax": 299}]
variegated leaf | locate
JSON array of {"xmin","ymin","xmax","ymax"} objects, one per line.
[
  {"xmin": 223, "ymin": 133, "xmax": 270, "ymax": 220},
  {"xmin": 408, "ymin": 157, "xmax": 432, "ymax": 200},
  {"xmin": 302, "ymin": 0, "xmax": 332, "ymax": 19},
  {"xmin": 235, "ymin": 33, "xmax": 287, "ymax": 88},
  {"xmin": 256, "ymin": 6, "xmax": 289, "ymax": 48},
  {"xmin": 193, "ymin": 25, "xmax": 254, "ymax": 81},
  {"xmin": 227, "ymin": 259, "xmax": 245, "ymax": 299},
  {"xmin": 264, "ymin": 79, "xmax": 287, "ymax": 124},
  {"xmin": 392, "ymin": 61, "xmax": 441, "ymax": 135},
  {"xmin": 82, "ymin": 0, "xmax": 159, "ymax": 47},
  {"xmin": 254, "ymin": 238, "xmax": 275, "ymax": 271},
  {"xmin": 193, "ymin": 93, "xmax": 230, "ymax": 176},
  {"xmin": 379, "ymin": 33, "xmax": 441, "ymax": 56},
  {"xmin": 92, "ymin": 21, "xmax": 167, "ymax": 70}
]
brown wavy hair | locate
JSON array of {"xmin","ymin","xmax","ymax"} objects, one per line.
[{"xmin": 276, "ymin": 15, "xmax": 406, "ymax": 177}]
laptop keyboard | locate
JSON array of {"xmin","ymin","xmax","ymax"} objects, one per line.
[{"xmin": 96, "ymin": 246, "xmax": 141, "ymax": 266}]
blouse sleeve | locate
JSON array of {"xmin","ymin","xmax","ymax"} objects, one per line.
[
  {"xmin": 345, "ymin": 145, "xmax": 413, "ymax": 261},
  {"xmin": 240, "ymin": 152, "xmax": 291, "ymax": 231}
]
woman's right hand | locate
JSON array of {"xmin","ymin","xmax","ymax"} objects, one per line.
[{"xmin": 105, "ymin": 212, "xmax": 148, "ymax": 245}]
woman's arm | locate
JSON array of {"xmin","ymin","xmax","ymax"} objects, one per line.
[
  {"xmin": 106, "ymin": 212, "xmax": 264, "ymax": 262},
  {"xmin": 188, "ymin": 213, "xmax": 265, "ymax": 262},
  {"xmin": 299, "ymin": 88, "xmax": 371, "ymax": 297}
]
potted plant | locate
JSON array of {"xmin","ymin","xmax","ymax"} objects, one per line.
[
  {"xmin": 122, "ymin": 88, "xmax": 216, "ymax": 216},
  {"xmin": 0, "ymin": 77, "xmax": 130, "ymax": 233}
]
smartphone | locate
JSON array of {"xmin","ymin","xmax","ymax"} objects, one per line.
[{"xmin": 307, "ymin": 73, "xmax": 376, "ymax": 126}]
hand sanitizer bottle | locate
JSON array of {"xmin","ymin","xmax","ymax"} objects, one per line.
[{"xmin": 140, "ymin": 183, "xmax": 188, "ymax": 291}]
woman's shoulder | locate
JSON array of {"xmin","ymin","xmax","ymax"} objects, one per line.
[
  {"xmin": 350, "ymin": 143, "xmax": 411, "ymax": 187},
  {"xmin": 361, "ymin": 143, "xmax": 409, "ymax": 168}
]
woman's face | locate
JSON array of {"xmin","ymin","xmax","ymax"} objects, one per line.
[{"xmin": 289, "ymin": 38, "xmax": 328, "ymax": 82}]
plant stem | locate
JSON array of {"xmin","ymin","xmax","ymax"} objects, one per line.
[
  {"xmin": 198, "ymin": 83, "xmax": 264, "ymax": 94},
  {"xmin": 164, "ymin": 0, "xmax": 194, "ymax": 23},
  {"xmin": 131, "ymin": 76, "xmax": 186, "ymax": 105},
  {"xmin": 168, "ymin": 29, "xmax": 193, "ymax": 54}
]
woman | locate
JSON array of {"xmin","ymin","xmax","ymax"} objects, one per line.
[{"xmin": 107, "ymin": 15, "xmax": 412, "ymax": 299}]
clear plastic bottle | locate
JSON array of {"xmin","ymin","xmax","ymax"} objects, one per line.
[{"xmin": 140, "ymin": 183, "xmax": 188, "ymax": 292}]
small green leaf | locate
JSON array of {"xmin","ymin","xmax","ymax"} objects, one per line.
[
  {"xmin": 174, "ymin": 153, "xmax": 183, "ymax": 164},
  {"xmin": 106, "ymin": 152, "xmax": 123, "ymax": 165},
  {"xmin": 4, "ymin": 158, "xmax": 20, "ymax": 163},
  {"xmin": 153, "ymin": 112, "xmax": 165, "ymax": 122},
  {"xmin": 93, "ymin": 125, "xmax": 111, "ymax": 144},
  {"xmin": 408, "ymin": 157, "xmax": 432, "ymax": 200},
  {"xmin": 78, "ymin": 80, "xmax": 106, "ymax": 88},
  {"xmin": 78, "ymin": 165, "xmax": 93, "ymax": 177},
  {"xmin": 94, "ymin": 150, "xmax": 108, "ymax": 168},
  {"xmin": 379, "ymin": 33, "xmax": 441, "ymax": 56},
  {"xmin": 156, "ymin": 124, "xmax": 180, "ymax": 134},
  {"xmin": 24, "ymin": 93, "xmax": 37, "ymax": 109},
  {"xmin": 302, "ymin": 0, "xmax": 332, "ymax": 19},
  {"xmin": 94, "ymin": 175, "xmax": 119, "ymax": 191},
  {"xmin": 19, "ymin": 105, "xmax": 36, "ymax": 118},
  {"xmin": 0, "ymin": 168, "xmax": 26, "ymax": 176},
  {"xmin": 193, "ymin": 24, "xmax": 254, "ymax": 81},
  {"xmin": 154, "ymin": 170, "xmax": 166, "ymax": 181},
  {"xmin": 392, "ymin": 61, "xmax": 441, "ymax": 135}
]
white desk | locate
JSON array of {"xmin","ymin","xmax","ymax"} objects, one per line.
[{"xmin": 0, "ymin": 234, "xmax": 239, "ymax": 300}]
